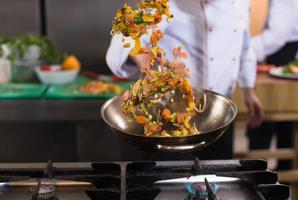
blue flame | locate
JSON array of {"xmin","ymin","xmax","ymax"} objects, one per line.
[
  {"xmin": 184, "ymin": 182, "xmax": 219, "ymax": 198},
  {"xmin": 185, "ymin": 183, "xmax": 197, "ymax": 195}
]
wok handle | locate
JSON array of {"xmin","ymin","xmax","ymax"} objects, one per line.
[{"xmin": 156, "ymin": 141, "xmax": 206, "ymax": 152}]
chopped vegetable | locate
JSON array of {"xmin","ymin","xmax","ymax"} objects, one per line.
[
  {"xmin": 123, "ymin": 43, "xmax": 131, "ymax": 48},
  {"xmin": 111, "ymin": 0, "xmax": 172, "ymax": 61},
  {"xmin": 150, "ymin": 29, "xmax": 163, "ymax": 44},
  {"xmin": 119, "ymin": 47, "xmax": 206, "ymax": 137},
  {"xmin": 113, "ymin": 0, "xmax": 206, "ymax": 137},
  {"xmin": 161, "ymin": 108, "xmax": 171, "ymax": 121},
  {"xmin": 173, "ymin": 46, "xmax": 188, "ymax": 59},
  {"xmin": 289, "ymin": 65, "xmax": 298, "ymax": 74},
  {"xmin": 80, "ymin": 81, "xmax": 122, "ymax": 95},
  {"xmin": 135, "ymin": 115, "xmax": 148, "ymax": 124},
  {"xmin": 0, "ymin": 35, "xmax": 62, "ymax": 64},
  {"xmin": 120, "ymin": 59, "xmax": 206, "ymax": 137},
  {"xmin": 284, "ymin": 60, "xmax": 298, "ymax": 74},
  {"xmin": 40, "ymin": 65, "xmax": 52, "ymax": 72}
]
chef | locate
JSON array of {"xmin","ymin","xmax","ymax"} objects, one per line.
[
  {"xmin": 251, "ymin": 0, "xmax": 298, "ymax": 65},
  {"xmin": 248, "ymin": 0, "xmax": 298, "ymax": 170},
  {"xmin": 106, "ymin": 0, "xmax": 264, "ymax": 159}
]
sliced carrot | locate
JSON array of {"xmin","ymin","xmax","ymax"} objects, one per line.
[
  {"xmin": 149, "ymin": 124, "xmax": 162, "ymax": 132},
  {"xmin": 138, "ymin": 47, "xmax": 148, "ymax": 54},
  {"xmin": 180, "ymin": 52, "xmax": 188, "ymax": 59},
  {"xmin": 150, "ymin": 29, "xmax": 163, "ymax": 43},
  {"xmin": 135, "ymin": 116, "xmax": 148, "ymax": 124},
  {"xmin": 162, "ymin": 108, "xmax": 171, "ymax": 120},
  {"xmin": 155, "ymin": 15, "xmax": 162, "ymax": 23},
  {"xmin": 173, "ymin": 47, "xmax": 182, "ymax": 58}
]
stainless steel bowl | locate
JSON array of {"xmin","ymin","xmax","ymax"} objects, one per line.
[{"xmin": 101, "ymin": 88, "xmax": 237, "ymax": 153}]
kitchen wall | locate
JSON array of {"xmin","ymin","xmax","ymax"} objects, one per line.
[
  {"xmin": 0, "ymin": 0, "xmax": 40, "ymax": 37},
  {"xmin": 0, "ymin": 0, "xmax": 138, "ymax": 73}
]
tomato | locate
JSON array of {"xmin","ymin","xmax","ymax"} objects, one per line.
[
  {"xmin": 40, "ymin": 65, "xmax": 52, "ymax": 72},
  {"xmin": 257, "ymin": 65, "xmax": 273, "ymax": 73}
]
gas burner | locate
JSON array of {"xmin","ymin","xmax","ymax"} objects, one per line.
[
  {"xmin": 191, "ymin": 157, "xmax": 204, "ymax": 176},
  {"xmin": 0, "ymin": 158, "xmax": 290, "ymax": 200},
  {"xmin": 205, "ymin": 178, "xmax": 218, "ymax": 200},
  {"xmin": 184, "ymin": 178, "xmax": 218, "ymax": 200},
  {"xmin": 31, "ymin": 181, "xmax": 57, "ymax": 200},
  {"xmin": 44, "ymin": 161, "xmax": 55, "ymax": 179}
]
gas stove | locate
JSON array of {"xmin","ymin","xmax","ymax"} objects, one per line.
[{"xmin": 0, "ymin": 159, "xmax": 289, "ymax": 200}]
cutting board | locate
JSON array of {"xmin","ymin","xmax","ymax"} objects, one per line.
[
  {"xmin": 0, "ymin": 83, "xmax": 48, "ymax": 99},
  {"xmin": 44, "ymin": 76, "xmax": 131, "ymax": 99}
]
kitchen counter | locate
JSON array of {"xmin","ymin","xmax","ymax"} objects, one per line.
[
  {"xmin": 1, "ymin": 73, "xmax": 297, "ymax": 122},
  {"xmin": 0, "ymin": 98, "xmax": 147, "ymax": 163},
  {"xmin": 233, "ymin": 73, "xmax": 298, "ymax": 199},
  {"xmin": 233, "ymin": 73, "xmax": 298, "ymax": 121},
  {"xmin": 0, "ymin": 76, "xmax": 129, "ymax": 122},
  {"xmin": 0, "ymin": 99, "xmax": 105, "ymax": 122}
]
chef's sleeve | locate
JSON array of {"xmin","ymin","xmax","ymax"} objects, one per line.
[
  {"xmin": 252, "ymin": 0, "xmax": 297, "ymax": 61},
  {"xmin": 238, "ymin": 4, "xmax": 257, "ymax": 88},
  {"xmin": 105, "ymin": 35, "xmax": 141, "ymax": 79}
]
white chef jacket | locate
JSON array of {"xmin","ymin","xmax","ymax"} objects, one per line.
[
  {"xmin": 106, "ymin": 0, "xmax": 256, "ymax": 96},
  {"xmin": 252, "ymin": 0, "xmax": 298, "ymax": 61}
]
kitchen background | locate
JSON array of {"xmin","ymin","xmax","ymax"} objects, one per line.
[
  {"xmin": 0, "ymin": 0, "xmax": 147, "ymax": 162},
  {"xmin": 0, "ymin": 0, "xmax": 295, "ymax": 169},
  {"xmin": 1, "ymin": 1, "xmax": 298, "ymax": 199}
]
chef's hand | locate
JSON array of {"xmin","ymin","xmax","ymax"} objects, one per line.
[
  {"xmin": 131, "ymin": 53, "xmax": 151, "ymax": 70},
  {"xmin": 131, "ymin": 46, "xmax": 164, "ymax": 69},
  {"xmin": 166, "ymin": 61, "xmax": 189, "ymax": 77},
  {"xmin": 243, "ymin": 88, "xmax": 264, "ymax": 128}
]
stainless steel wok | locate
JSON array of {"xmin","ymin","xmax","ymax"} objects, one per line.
[{"xmin": 100, "ymin": 88, "xmax": 237, "ymax": 153}]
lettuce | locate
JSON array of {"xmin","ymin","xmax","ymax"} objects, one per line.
[{"xmin": 0, "ymin": 35, "xmax": 62, "ymax": 64}]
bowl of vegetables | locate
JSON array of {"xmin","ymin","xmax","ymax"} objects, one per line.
[
  {"xmin": 269, "ymin": 60, "xmax": 298, "ymax": 79},
  {"xmin": 0, "ymin": 35, "xmax": 63, "ymax": 83},
  {"xmin": 35, "ymin": 55, "xmax": 80, "ymax": 85}
]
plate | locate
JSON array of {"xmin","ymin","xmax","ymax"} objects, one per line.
[
  {"xmin": 44, "ymin": 76, "xmax": 132, "ymax": 99},
  {"xmin": 269, "ymin": 67, "xmax": 298, "ymax": 79}
]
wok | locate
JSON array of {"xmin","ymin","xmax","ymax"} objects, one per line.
[{"xmin": 100, "ymin": 88, "xmax": 237, "ymax": 153}]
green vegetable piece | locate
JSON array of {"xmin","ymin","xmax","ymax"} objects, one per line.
[{"xmin": 135, "ymin": 14, "xmax": 144, "ymax": 24}]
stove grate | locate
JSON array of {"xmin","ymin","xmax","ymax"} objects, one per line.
[{"xmin": 0, "ymin": 158, "xmax": 290, "ymax": 200}]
